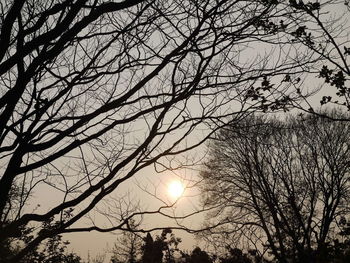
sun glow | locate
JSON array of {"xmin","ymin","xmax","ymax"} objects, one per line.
[{"xmin": 168, "ymin": 180, "xmax": 184, "ymax": 198}]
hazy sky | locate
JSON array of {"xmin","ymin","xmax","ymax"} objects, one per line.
[
  {"xmin": 4, "ymin": 1, "xmax": 348, "ymax": 262},
  {"xmin": 59, "ymin": 2, "xmax": 350, "ymax": 261}
]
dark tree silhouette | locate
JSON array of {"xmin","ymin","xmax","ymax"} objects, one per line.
[
  {"xmin": 188, "ymin": 247, "xmax": 213, "ymax": 263},
  {"xmin": 0, "ymin": 228, "xmax": 82, "ymax": 263},
  {"xmin": 141, "ymin": 229, "xmax": 180, "ymax": 263},
  {"xmin": 0, "ymin": 0, "xmax": 345, "ymax": 262},
  {"xmin": 200, "ymin": 111, "xmax": 350, "ymax": 263},
  {"xmin": 141, "ymin": 233, "xmax": 161, "ymax": 263},
  {"xmin": 111, "ymin": 220, "xmax": 143, "ymax": 263},
  {"xmin": 271, "ymin": 1, "xmax": 350, "ymax": 116},
  {"xmin": 219, "ymin": 248, "xmax": 253, "ymax": 263}
]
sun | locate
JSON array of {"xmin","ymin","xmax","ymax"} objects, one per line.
[{"xmin": 168, "ymin": 180, "xmax": 184, "ymax": 198}]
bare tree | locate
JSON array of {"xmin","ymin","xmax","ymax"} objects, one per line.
[
  {"xmin": 0, "ymin": 0, "xmax": 342, "ymax": 262},
  {"xmin": 110, "ymin": 219, "xmax": 143, "ymax": 263},
  {"xmin": 200, "ymin": 111, "xmax": 350, "ymax": 263}
]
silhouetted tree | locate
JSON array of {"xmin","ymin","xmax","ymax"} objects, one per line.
[
  {"xmin": 0, "ymin": 227, "xmax": 81, "ymax": 263},
  {"xmin": 188, "ymin": 247, "xmax": 212, "ymax": 263},
  {"xmin": 111, "ymin": 220, "xmax": 143, "ymax": 263},
  {"xmin": 0, "ymin": 0, "xmax": 347, "ymax": 262},
  {"xmin": 220, "ymin": 248, "xmax": 253, "ymax": 263},
  {"xmin": 141, "ymin": 229, "xmax": 180, "ymax": 263},
  {"xmin": 141, "ymin": 233, "xmax": 161, "ymax": 263},
  {"xmin": 200, "ymin": 111, "xmax": 350, "ymax": 263},
  {"xmin": 241, "ymin": 1, "xmax": 350, "ymax": 117},
  {"xmin": 284, "ymin": 1, "xmax": 350, "ymax": 117},
  {"xmin": 179, "ymin": 247, "xmax": 213, "ymax": 263}
]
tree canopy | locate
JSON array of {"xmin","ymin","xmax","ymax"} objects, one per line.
[
  {"xmin": 200, "ymin": 111, "xmax": 350, "ymax": 262},
  {"xmin": 0, "ymin": 0, "xmax": 349, "ymax": 262}
]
